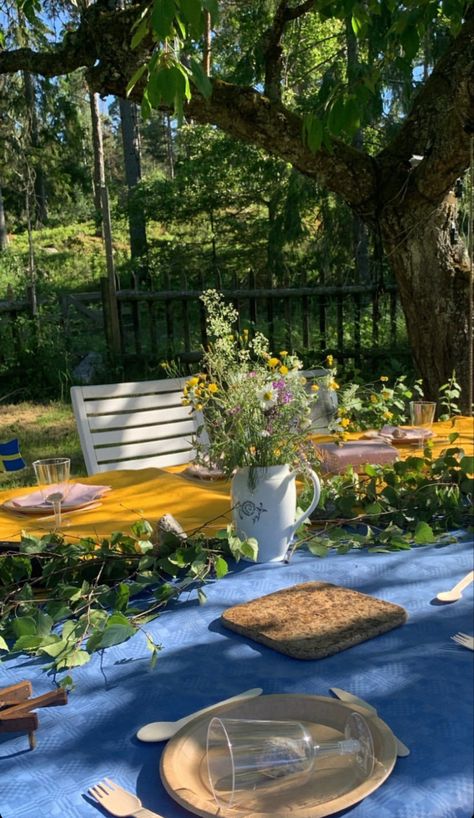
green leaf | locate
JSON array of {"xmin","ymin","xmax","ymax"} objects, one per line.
[
  {"xmin": 307, "ymin": 541, "xmax": 329, "ymax": 557},
  {"xmin": 214, "ymin": 556, "xmax": 228, "ymax": 578},
  {"xmin": 460, "ymin": 456, "xmax": 474, "ymax": 475},
  {"xmin": 12, "ymin": 616, "xmax": 37, "ymax": 637},
  {"xmin": 40, "ymin": 638, "xmax": 68, "ymax": 658},
  {"xmin": 0, "ymin": 635, "xmax": 9, "ymax": 652},
  {"xmin": 131, "ymin": 17, "xmax": 150, "ymax": 49},
  {"xmin": 131, "ymin": 519, "xmax": 154, "ymax": 539},
  {"xmin": 414, "ymin": 521, "xmax": 434, "ymax": 544},
  {"xmin": 151, "ymin": 0, "xmax": 177, "ymax": 39},
  {"xmin": 302, "ymin": 114, "xmax": 323, "ymax": 153},
  {"xmin": 57, "ymin": 649, "xmax": 90, "ymax": 670},
  {"xmin": 180, "ymin": 0, "xmax": 203, "ymax": 35},
  {"xmin": 12, "ymin": 634, "xmax": 43, "ymax": 652},
  {"xmin": 400, "ymin": 26, "xmax": 420, "ymax": 60},
  {"xmin": 190, "ymin": 58, "xmax": 212, "ymax": 98},
  {"xmin": 201, "ymin": 0, "xmax": 218, "ymax": 20},
  {"xmin": 114, "ymin": 583, "xmax": 130, "ymax": 612},
  {"xmin": 126, "ymin": 63, "xmax": 148, "ymax": 97},
  {"xmin": 36, "ymin": 611, "xmax": 53, "ymax": 637},
  {"xmin": 240, "ymin": 539, "xmax": 258, "ymax": 561}
]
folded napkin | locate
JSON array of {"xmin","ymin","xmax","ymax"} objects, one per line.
[
  {"xmin": 13, "ymin": 483, "xmax": 111, "ymax": 509},
  {"xmin": 379, "ymin": 424, "xmax": 433, "ymax": 442},
  {"xmin": 314, "ymin": 440, "xmax": 398, "ymax": 474},
  {"xmin": 182, "ymin": 463, "xmax": 226, "ymax": 481}
]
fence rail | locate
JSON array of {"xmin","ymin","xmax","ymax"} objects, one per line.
[{"xmin": 0, "ymin": 281, "xmax": 406, "ymax": 376}]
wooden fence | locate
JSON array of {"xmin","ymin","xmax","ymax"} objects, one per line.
[{"xmin": 0, "ymin": 280, "xmax": 406, "ymax": 375}]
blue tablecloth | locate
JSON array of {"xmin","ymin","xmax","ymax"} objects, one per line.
[{"xmin": 1, "ymin": 539, "xmax": 473, "ymax": 818}]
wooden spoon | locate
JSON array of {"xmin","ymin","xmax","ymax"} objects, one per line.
[{"xmin": 436, "ymin": 570, "xmax": 474, "ymax": 602}]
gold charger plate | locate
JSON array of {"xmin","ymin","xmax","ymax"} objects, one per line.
[{"xmin": 160, "ymin": 694, "xmax": 397, "ymax": 818}]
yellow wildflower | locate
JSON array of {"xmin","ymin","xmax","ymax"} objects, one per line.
[
  {"xmin": 208, "ymin": 383, "xmax": 218, "ymax": 393},
  {"xmin": 311, "ymin": 383, "xmax": 320, "ymax": 392},
  {"xmin": 196, "ymin": 403, "xmax": 204, "ymax": 411},
  {"xmin": 279, "ymin": 365, "xmax": 289, "ymax": 375},
  {"xmin": 329, "ymin": 380, "xmax": 339, "ymax": 390},
  {"xmin": 370, "ymin": 394, "xmax": 378, "ymax": 404},
  {"xmin": 279, "ymin": 350, "xmax": 288, "ymax": 357},
  {"xmin": 300, "ymin": 377, "xmax": 307, "ymax": 385},
  {"xmin": 340, "ymin": 417, "xmax": 351, "ymax": 428},
  {"xmin": 181, "ymin": 398, "xmax": 190, "ymax": 406},
  {"xmin": 188, "ymin": 376, "xmax": 199, "ymax": 387},
  {"xmin": 383, "ymin": 410, "xmax": 393, "ymax": 420},
  {"xmin": 326, "ymin": 354, "xmax": 334, "ymax": 367},
  {"xmin": 381, "ymin": 390, "xmax": 392, "ymax": 400},
  {"xmin": 268, "ymin": 357, "xmax": 280, "ymax": 368},
  {"xmin": 380, "ymin": 375, "xmax": 389, "ymax": 382}
]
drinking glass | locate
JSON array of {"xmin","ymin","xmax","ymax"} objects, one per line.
[
  {"xmin": 33, "ymin": 457, "xmax": 71, "ymax": 528},
  {"xmin": 206, "ymin": 713, "xmax": 374, "ymax": 809},
  {"xmin": 409, "ymin": 401, "xmax": 436, "ymax": 429}
]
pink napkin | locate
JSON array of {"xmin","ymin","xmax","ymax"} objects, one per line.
[
  {"xmin": 314, "ymin": 440, "xmax": 399, "ymax": 474},
  {"xmin": 379, "ymin": 425, "xmax": 433, "ymax": 442},
  {"xmin": 13, "ymin": 483, "xmax": 111, "ymax": 509}
]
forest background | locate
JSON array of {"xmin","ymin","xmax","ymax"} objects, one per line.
[{"xmin": 0, "ymin": 0, "xmax": 472, "ymax": 408}]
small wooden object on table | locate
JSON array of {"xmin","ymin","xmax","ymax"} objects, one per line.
[{"xmin": 0, "ymin": 680, "xmax": 68, "ymax": 749}]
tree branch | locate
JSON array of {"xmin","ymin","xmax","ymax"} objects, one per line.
[
  {"xmin": 378, "ymin": 5, "xmax": 474, "ymax": 205},
  {"xmin": 261, "ymin": 0, "xmax": 316, "ymax": 101}
]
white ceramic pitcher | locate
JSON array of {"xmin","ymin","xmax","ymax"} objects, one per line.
[{"xmin": 231, "ymin": 464, "xmax": 321, "ymax": 563}]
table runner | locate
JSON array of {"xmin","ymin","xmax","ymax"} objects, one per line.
[
  {"xmin": 0, "ymin": 539, "xmax": 472, "ymax": 817},
  {"xmin": 0, "ymin": 417, "xmax": 472, "ymax": 543}
]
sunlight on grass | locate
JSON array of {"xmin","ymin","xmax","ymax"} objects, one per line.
[{"xmin": 0, "ymin": 402, "xmax": 86, "ymax": 488}]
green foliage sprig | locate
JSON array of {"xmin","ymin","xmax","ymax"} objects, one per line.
[
  {"xmin": 1, "ymin": 439, "xmax": 471, "ymax": 682},
  {"xmin": 0, "ymin": 518, "xmax": 246, "ymax": 681},
  {"xmin": 303, "ymin": 435, "xmax": 473, "ymax": 556}
]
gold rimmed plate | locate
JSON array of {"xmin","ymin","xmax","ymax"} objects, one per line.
[{"xmin": 160, "ymin": 694, "xmax": 397, "ymax": 818}]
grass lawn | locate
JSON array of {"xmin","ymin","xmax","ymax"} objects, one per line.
[{"xmin": 0, "ymin": 402, "xmax": 86, "ymax": 489}]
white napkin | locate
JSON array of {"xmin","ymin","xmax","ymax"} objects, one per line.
[{"xmin": 13, "ymin": 483, "xmax": 111, "ymax": 509}]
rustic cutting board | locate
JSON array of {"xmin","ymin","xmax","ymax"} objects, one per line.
[{"xmin": 221, "ymin": 581, "xmax": 407, "ymax": 660}]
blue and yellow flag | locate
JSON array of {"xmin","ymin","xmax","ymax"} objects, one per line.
[{"xmin": 0, "ymin": 439, "xmax": 26, "ymax": 472}]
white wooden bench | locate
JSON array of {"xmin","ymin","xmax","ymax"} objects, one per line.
[{"xmin": 71, "ymin": 378, "xmax": 204, "ymax": 474}]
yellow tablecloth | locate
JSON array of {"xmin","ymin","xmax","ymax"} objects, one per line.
[{"xmin": 0, "ymin": 417, "xmax": 471, "ymax": 543}]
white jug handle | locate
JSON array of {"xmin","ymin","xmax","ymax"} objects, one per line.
[{"xmin": 289, "ymin": 468, "xmax": 321, "ymax": 541}]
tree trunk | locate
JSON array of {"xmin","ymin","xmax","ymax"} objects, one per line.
[
  {"xmin": 0, "ymin": 186, "xmax": 8, "ymax": 250},
  {"xmin": 346, "ymin": 18, "xmax": 370, "ymax": 286},
  {"xmin": 381, "ymin": 193, "xmax": 472, "ymax": 413},
  {"xmin": 23, "ymin": 70, "xmax": 48, "ymax": 226},
  {"xmin": 89, "ymin": 89, "xmax": 105, "ymax": 236},
  {"xmin": 118, "ymin": 96, "xmax": 148, "ymax": 283}
]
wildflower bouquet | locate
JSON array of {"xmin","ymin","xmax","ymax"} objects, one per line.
[
  {"xmin": 327, "ymin": 366, "xmax": 420, "ymax": 442},
  {"xmin": 182, "ymin": 290, "xmax": 319, "ymax": 476}
]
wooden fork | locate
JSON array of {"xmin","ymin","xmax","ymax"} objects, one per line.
[
  {"xmin": 451, "ymin": 632, "xmax": 474, "ymax": 651},
  {"xmin": 88, "ymin": 778, "xmax": 163, "ymax": 817}
]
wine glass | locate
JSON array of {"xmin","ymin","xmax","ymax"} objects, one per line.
[
  {"xmin": 206, "ymin": 712, "xmax": 374, "ymax": 809},
  {"xmin": 32, "ymin": 457, "xmax": 71, "ymax": 528}
]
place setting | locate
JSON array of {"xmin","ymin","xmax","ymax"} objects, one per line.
[
  {"xmin": 1, "ymin": 456, "xmax": 111, "ymax": 526},
  {"xmin": 106, "ymin": 685, "xmax": 402, "ymax": 818}
]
